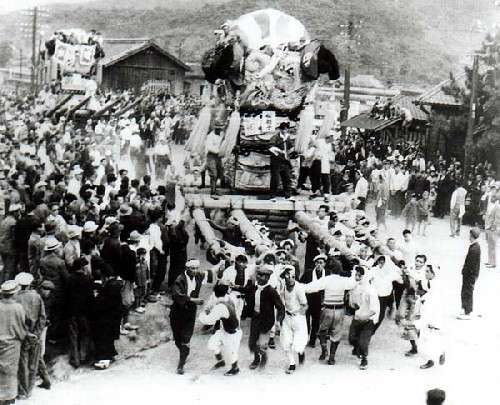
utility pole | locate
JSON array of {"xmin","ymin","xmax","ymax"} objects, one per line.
[
  {"xmin": 21, "ymin": 6, "xmax": 48, "ymax": 96},
  {"xmin": 31, "ymin": 6, "xmax": 38, "ymax": 94},
  {"xmin": 464, "ymin": 54, "xmax": 479, "ymax": 175},
  {"xmin": 339, "ymin": 18, "xmax": 358, "ymax": 133},
  {"xmin": 14, "ymin": 48, "xmax": 23, "ymax": 96}
]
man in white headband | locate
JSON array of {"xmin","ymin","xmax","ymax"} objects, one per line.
[{"xmin": 169, "ymin": 258, "xmax": 206, "ymax": 375}]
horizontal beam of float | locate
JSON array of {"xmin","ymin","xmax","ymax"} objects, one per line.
[{"xmin": 185, "ymin": 194, "xmax": 347, "ymax": 212}]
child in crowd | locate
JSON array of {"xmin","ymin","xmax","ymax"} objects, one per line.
[
  {"xmin": 417, "ymin": 191, "xmax": 431, "ymax": 236},
  {"xmin": 134, "ymin": 247, "xmax": 150, "ymax": 313},
  {"xmin": 402, "ymin": 194, "xmax": 418, "ymax": 232}
]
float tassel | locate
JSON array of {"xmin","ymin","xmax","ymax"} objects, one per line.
[
  {"xmin": 295, "ymin": 103, "xmax": 315, "ymax": 154},
  {"xmin": 219, "ymin": 110, "xmax": 241, "ymax": 158}
]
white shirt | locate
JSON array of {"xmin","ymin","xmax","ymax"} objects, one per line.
[
  {"xmin": 219, "ymin": 265, "xmax": 253, "ymax": 287},
  {"xmin": 350, "ymin": 280, "xmax": 380, "ymax": 322},
  {"xmin": 306, "ymin": 273, "xmax": 356, "ymax": 306},
  {"xmin": 390, "ymin": 171, "xmax": 406, "ymax": 191},
  {"xmin": 314, "ymin": 216, "xmax": 330, "ymax": 231},
  {"xmin": 313, "ymin": 138, "xmax": 332, "ymax": 174},
  {"xmin": 199, "ymin": 302, "xmax": 231, "ymax": 325},
  {"xmin": 148, "ymin": 223, "xmax": 164, "ymax": 254},
  {"xmin": 254, "ymin": 283, "xmax": 270, "ymax": 313},
  {"xmin": 281, "ymin": 282, "xmax": 307, "ymax": 315},
  {"xmin": 206, "ymin": 132, "xmax": 222, "ymax": 155},
  {"xmin": 186, "ymin": 273, "xmax": 197, "ymax": 297},
  {"xmin": 155, "ymin": 143, "xmax": 170, "ymax": 156},
  {"xmin": 399, "ymin": 239, "xmax": 417, "ymax": 265},
  {"xmin": 355, "ymin": 177, "xmax": 368, "ymax": 199},
  {"xmin": 130, "ymin": 134, "xmax": 142, "ymax": 149},
  {"xmin": 67, "ymin": 178, "xmax": 81, "ymax": 197},
  {"xmin": 369, "ymin": 261, "xmax": 402, "ymax": 297}
]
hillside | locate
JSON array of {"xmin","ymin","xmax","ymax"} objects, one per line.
[
  {"xmin": 85, "ymin": 0, "xmax": 232, "ymax": 10},
  {"xmin": 0, "ymin": 0, "xmax": 497, "ymax": 85}
]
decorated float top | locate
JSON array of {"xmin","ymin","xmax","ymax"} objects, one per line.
[{"xmin": 203, "ymin": 8, "xmax": 339, "ymax": 114}]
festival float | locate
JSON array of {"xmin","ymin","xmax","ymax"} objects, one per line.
[
  {"xmin": 184, "ymin": 9, "xmax": 359, "ymax": 255},
  {"xmin": 41, "ymin": 29, "xmax": 106, "ymax": 123},
  {"xmin": 187, "ymin": 8, "xmax": 340, "ymax": 193}
]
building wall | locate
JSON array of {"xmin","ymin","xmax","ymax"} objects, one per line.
[
  {"xmin": 101, "ymin": 47, "xmax": 186, "ymax": 94},
  {"xmin": 183, "ymin": 76, "xmax": 210, "ymax": 97}
]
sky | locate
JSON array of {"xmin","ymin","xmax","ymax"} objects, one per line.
[{"xmin": 0, "ymin": 0, "xmax": 89, "ymax": 14}]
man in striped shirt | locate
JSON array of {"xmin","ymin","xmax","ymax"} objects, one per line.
[{"xmin": 305, "ymin": 262, "xmax": 357, "ymax": 365}]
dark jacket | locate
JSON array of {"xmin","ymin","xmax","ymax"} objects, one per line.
[
  {"xmin": 39, "ymin": 253, "xmax": 69, "ymax": 296},
  {"xmin": 100, "ymin": 236, "xmax": 121, "ymax": 275},
  {"xmin": 119, "ymin": 211, "xmax": 146, "ymax": 241},
  {"xmin": 92, "ymin": 277, "xmax": 123, "ymax": 340},
  {"xmin": 171, "ymin": 273, "xmax": 203, "ymax": 310},
  {"xmin": 250, "ymin": 284, "xmax": 285, "ymax": 333},
  {"xmin": 462, "ymin": 241, "xmax": 481, "ymax": 279},
  {"xmin": 270, "ymin": 133, "xmax": 295, "ymax": 163},
  {"xmin": 66, "ymin": 271, "xmax": 94, "ymax": 317},
  {"xmin": 119, "ymin": 244, "xmax": 137, "ymax": 282}
]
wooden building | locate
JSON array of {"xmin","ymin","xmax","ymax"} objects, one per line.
[
  {"xmin": 97, "ymin": 39, "xmax": 191, "ymax": 93},
  {"xmin": 340, "ymin": 95, "xmax": 431, "ymax": 157},
  {"xmin": 413, "ymin": 77, "xmax": 467, "ymax": 160},
  {"xmin": 184, "ymin": 63, "xmax": 211, "ymax": 97}
]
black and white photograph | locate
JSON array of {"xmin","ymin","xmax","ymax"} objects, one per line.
[{"xmin": 0, "ymin": 1, "xmax": 499, "ymax": 404}]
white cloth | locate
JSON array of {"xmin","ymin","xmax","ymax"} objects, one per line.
[
  {"xmin": 369, "ymin": 261, "xmax": 402, "ymax": 297},
  {"xmin": 306, "ymin": 273, "xmax": 356, "ymax": 306},
  {"xmin": 281, "ymin": 283, "xmax": 307, "ymax": 315},
  {"xmin": 200, "ymin": 301, "xmax": 242, "ymax": 365},
  {"xmin": 207, "ymin": 328, "xmax": 242, "ymax": 365},
  {"xmin": 418, "ymin": 282, "xmax": 445, "ymax": 361},
  {"xmin": 389, "ymin": 171, "xmax": 406, "ymax": 191},
  {"xmin": 186, "ymin": 273, "xmax": 197, "ymax": 297},
  {"xmin": 254, "ymin": 283, "xmax": 269, "ymax": 314},
  {"xmin": 313, "ymin": 137, "xmax": 332, "ymax": 174},
  {"xmin": 147, "ymin": 223, "xmax": 164, "ymax": 254},
  {"xmin": 350, "ymin": 281, "xmax": 380, "ymax": 322},
  {"xmin": 205, "ymin": 132, "xmax": 222, "ymax": 155},
  {"xmin": 354, "ymin": 177, "xmax": 369, "ymax": 199},
  {"xmin": 67, "ymin": 178, "xmax": 81, "ymax": 197},
  {"xmin": 280, "ymin": 313, "xmax": 308, "ymax": 354}
]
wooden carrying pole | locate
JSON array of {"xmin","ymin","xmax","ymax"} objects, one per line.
[
  {"xmin": 45, "ymin": 94, "xmax": 73, "ymax": 117},
  {"xmin": 65, "ymin": 96, "xmax": 91, "ymax": 119},
  {"xmin": 231, "ymin": 209, "xmax": 274, "ymax": 250},
  {"xmin": 92, "ymin": 97, "xmax": 123, "ymax": 118},
  {"xmin": 114, "ymin": 97, "xmax": 143, "ymax": 118},
  {"xmin": 294, "ymin": 211, "xmax": 390, "ymax": 256}
]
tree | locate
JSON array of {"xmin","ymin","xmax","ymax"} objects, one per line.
[
  {"xmin": 440, "ymin": 30, "xmax": 500, "ymax": 174},
  {"xmin": 473, "ymin": 31, "xmax": 500, "ymax": 174}
]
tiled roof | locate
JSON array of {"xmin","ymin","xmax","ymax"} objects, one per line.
[
  {"xmin": 100, "ymin": 39, "xmax": 191, "ymax": 71},
  {"xmin": 340, "ymin": 113, "xmax": 401, "ymax": 131},
  {"xmin": 391, "ymin": 94, "xmax": 429, "ymax": 122},
  {"xmin": 416, "ymin": 62, "xmax": 489, "ymax": 108},
  {"xmin": 415, "ymin": 78, "xmax": 464, "ymax": 107}
]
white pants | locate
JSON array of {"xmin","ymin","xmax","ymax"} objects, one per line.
[
  {"xmin": 207, "ymin": 328, "xmax": 242, "ymax": 366},
  {"xmin": 280, "ymin": 313, "xmax": 308, "ymax": 354},
  {"xmin": 419, "ymin": 326, "xmax": 444, "ymax": 362}
]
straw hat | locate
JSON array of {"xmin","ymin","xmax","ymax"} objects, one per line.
[{"xmin": 1, "ymin": 280, "xmax": 21, "ymax": 295}]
